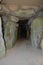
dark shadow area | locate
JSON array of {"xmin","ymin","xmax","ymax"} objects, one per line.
[
  {"xmin": 17, "ymin": 19, "xmax": 29, "ymax": 39},
  {"xmin": 1, "ymin": 17, "xmax": 6, "ymax": 50}
]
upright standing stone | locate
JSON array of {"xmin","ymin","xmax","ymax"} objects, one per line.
[
  {"xmin": 4, "ymin": 16, "xmax": 19, "ymax": 49},
  {"xmin": 0, "ymin": 17, "xmax": 5, "ymax": 58},
  {"xmin": 31, "ymin": 17, "xmax": 43, "ymax": 48}
]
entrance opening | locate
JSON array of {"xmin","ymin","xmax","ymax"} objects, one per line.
[{"xmin": 17, "ymin": 19, "xmax": 29, "ymax": 40}]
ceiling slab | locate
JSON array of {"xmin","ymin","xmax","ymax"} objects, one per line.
[{"xmin": 3, "ymin": 0, "xmax": 43, "ymax": 6}]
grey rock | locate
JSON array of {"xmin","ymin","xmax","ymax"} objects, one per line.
[
  {"xmin": 0, "ymin": 17, "xmax": 5, "ymax": 58},
  {"xmin": 4, "ymin": 21, "xmax": 17, "ymax": 49},
  {"xmin": 31, "ymin": 17, "xmax": 43, "ymax": 48}
]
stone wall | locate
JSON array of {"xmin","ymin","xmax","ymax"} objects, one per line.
[
  {"xmin": 31, "ymin": 17, "xmax": 43, "ymax": 48},
  {"xmin": 4, "ymin": 16, "xmax": 19, "ymax": 49},
  {"xmin": 0, "ymin": 17, "xmax": 5, "ymax": 58}
]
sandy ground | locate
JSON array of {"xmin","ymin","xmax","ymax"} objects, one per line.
[{"xmin": 0, "ymin": 40, "xmax": 43, "ymax": 65}]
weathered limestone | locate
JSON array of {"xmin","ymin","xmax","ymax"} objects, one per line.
[
  {"xmin": 14, "ymin": 9, "xmax": 35, "ymax": 17},
  {"xmin": 5, "ymin": 22, "xmax": 16, "ymax": 49},
  {"xmin": 4, "ymin": 16, "xmax": 19, "ymax": 49},
  {"xmin": 31, "ymin": 17, "xmax": 43, "ymax": 48},
  {"xmin": 0, "ymin": 17, "xmax": 5, "ymax": 58}
]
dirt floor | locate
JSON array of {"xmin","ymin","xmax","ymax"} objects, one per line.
[{"xmin": 0, "ymin": 40, "xmax": 43, "ymax": 65}]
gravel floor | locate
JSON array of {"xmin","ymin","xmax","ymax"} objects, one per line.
[{"xmin": 0, "ymin": 40, "xmax": 43, "ymax": 65}]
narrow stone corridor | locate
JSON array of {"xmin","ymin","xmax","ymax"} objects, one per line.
[{"xmin": 0, "ymin": 40, "xmax": 43, "ymax": 65}]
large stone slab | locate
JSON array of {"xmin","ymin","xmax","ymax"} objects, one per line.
[
  {"xmin": 0, "ymin": 17, "xmax": 5, "ymax": 58},
  {"xmin": 31, "ymin": 17, "xmax": 43, "ymax": 48},
  {"xmin": 5, "ymin": 21, "xmax": 17, "ymax": 49}
]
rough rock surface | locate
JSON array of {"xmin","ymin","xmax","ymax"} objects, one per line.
[
  {"xmin": 0, "ymin": 40, "xmax": 43, "ymax": 65},
  {"xmin": 31, "ymin": 17, "xmax": 43, "ymax": 48},
  {"xmin": 4, "ymin": 21, "xmax": 17, "ymax": 49},
  {"xmin": 0, "ymin": 17, "xmax": 5, "ymax": 58}
]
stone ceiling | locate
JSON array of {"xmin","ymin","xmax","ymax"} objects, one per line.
[
  {"xmin": 2, "ymin": 0, "xmax": 43, "ymax": 11},
  {"xmin": 3, "ymin": 0, "xmax": 43, "ymax": 6},
  {"xmin": 1, "ymin": 0, "xmax": 43, "ymax": 19}
]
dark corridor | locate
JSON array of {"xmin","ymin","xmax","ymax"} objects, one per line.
[{"xmin": 17, "ymin": 19, "xmax": 28, "ymax": 39}]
